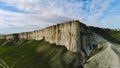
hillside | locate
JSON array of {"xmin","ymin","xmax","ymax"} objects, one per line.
[
  {"xmin": 89, "ymin": 27, "xmax": 120, "ymax": 44},
  {"xmin": 0, "ymin": 39, "xmax": 83, "ymax": 68},
  {"xmin": 0, "ymin": 20, "xmax": 119, "ymax": 68},
  {"xmin": 84, "ymin": 27, "xmax": 120, "ymax": 68},
  {"xmin": 84, "ymin": 42, "xmax": 120, "ymax": 68}
]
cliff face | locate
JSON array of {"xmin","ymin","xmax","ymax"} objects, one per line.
[
  {"xmin": 0, "ymin": 20, "xmax": 107, "ymax": 53},
  {"xmin": 0, "ymin": 20, "xmax": 111, "ymax": 68},
  {"xmin": 35, "ymin": 21, "xmax": 78, "ymax": 52}
]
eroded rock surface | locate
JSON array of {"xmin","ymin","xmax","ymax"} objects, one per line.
[
  {"xmin": 0, "ymin": 20, "xmax": 111, "ymax": 67},
  {"xmin": 1, "ymin": 20, "xmax": 107, "ymax": 53}
]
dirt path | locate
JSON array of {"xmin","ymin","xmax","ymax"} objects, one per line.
[{"xmin": 84, "ymin": 42, "xmax": 120, "ymax": 68}]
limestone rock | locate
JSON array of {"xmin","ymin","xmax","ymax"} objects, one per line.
[{"xmin": 0, "ymin": 20, "xmax": 107, "ymax": 53}]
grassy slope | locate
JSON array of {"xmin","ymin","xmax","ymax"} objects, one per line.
[
  {"xmin": 89, "ymin": 27, "xmax": 120, "ymax": 44},
  {"xmin": 0, "ymin": 39, "xmax": 83, "ymax": 68}
]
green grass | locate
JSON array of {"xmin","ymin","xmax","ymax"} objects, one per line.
[
  {"xmin": 0, "ymin": 39, "xmax": 83, "ymax": 68},
  {"xmin": 89, "ymin": 27, "xmax": 120, "ymax": 44}
]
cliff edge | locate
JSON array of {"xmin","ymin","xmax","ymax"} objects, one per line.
[
  {"xmin": 0, "ymin": 20, "xmax": 113, "ymax": 68},
  {"xmin": 0, "ymin": 20, "xmax": 108, "ymax": 53}
]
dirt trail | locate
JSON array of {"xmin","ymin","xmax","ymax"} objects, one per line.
[{"xmin": 84, "ymin": 42, "xmax": 120, "ymax": 68}]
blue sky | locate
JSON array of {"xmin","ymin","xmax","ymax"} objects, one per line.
[{"xmin": 0, "ymin": 0, "xmax": 120, "ymax": 34}]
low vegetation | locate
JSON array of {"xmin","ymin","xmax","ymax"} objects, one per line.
[
  {"xmin": 0, "ymin": 39, "xmax": 83, "ymax": 68},
  {"xmin": 89, "ymin": 27, "xmax": 120, "ymax": 44}
]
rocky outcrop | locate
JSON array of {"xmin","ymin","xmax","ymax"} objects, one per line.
[
  {"xmin": 0, "ymin": 20, "xmax": 107, "ymax": 54},
  {"xmin": 0, "ymin": 20, "xmax": 110, "ymax": 68}
]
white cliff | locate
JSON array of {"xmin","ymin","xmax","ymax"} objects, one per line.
[
  {"xmin": 0, "ymin": 20, "xmax": 119, "ymax": 68},
  {"xmin": 0, "ymin": 20, "xmax": 109, "ymax": 53}
]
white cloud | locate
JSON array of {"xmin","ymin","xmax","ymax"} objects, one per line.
[
  {"xmin": 1, "ymin": 0, "xmax": 39, "ymax": 12},
  {"xmin": 0, "ymin": 0, "xmax": 117, "ymax": 34},
  {"xmin": 1, "ymin": 0, "xmax": 114, "ymax": 19},
  {"xmin": 0, "ymin": 23, "xmax": 9, "ymax": 28},
  {"xmin": 81, "ymin": 0, "xmax": 115, "ymax": 25},
  {"xmin": 0, "ymin": 9, "xmax": 72, "ymax": 29}
]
